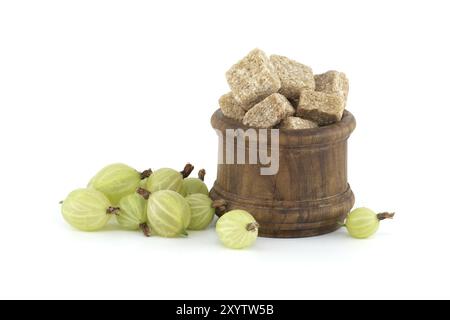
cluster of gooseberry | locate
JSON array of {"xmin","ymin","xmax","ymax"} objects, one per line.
[
  {"xmin": 60, "ymin": 163, "xmax": 260, "ymax": 249},
  {"xmin": 60, "ymin": 163, "xmax": 394, "ymax": 248}
]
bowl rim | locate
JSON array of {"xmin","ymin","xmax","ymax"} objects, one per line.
[{"xmin": 211, "ymin": 109, "xmax": 356, "ymax": 146}]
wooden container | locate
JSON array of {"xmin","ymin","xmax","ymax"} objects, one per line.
[{"xmin": 210, "ymin": 109, "xmax": 356, "ymax": 238}]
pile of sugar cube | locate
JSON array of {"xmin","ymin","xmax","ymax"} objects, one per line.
[{"xmin": 218, "ymin": 49, "xmax": 349, "ymax": 129}]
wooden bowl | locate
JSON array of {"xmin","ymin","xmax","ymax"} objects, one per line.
[{"xmin": 210, "ymin": 109, "xmax": 356, "ymax": 238}]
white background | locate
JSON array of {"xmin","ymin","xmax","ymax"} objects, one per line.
[{"xmin": 1, "ymin": 0, "xmax": 449, "ymax": 300}]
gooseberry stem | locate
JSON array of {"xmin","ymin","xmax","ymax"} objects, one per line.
[
  {"xmin": 212, "ymin": 199, "xmax": 227, "ymax": 215},
  {"xmin": 217, "ymin": 206, "xmax": 227, "ymax": 215},
  {"xmin": 180, "ymin": 163, "xmax": 195, "ymax": 179},
  {"xmin": 139, "ymin": 223, "xmax": 151, "ymax": 237},
  {"xmin": 198, "ymin": 169, "xmax": 206, "ymax": 182},
  {"xmin": 140, "ymin": 169, "xmax": 153, "ymax": 180},
  {"xmin": 377, "ymin": 212, "xmax": 395, "ymax": 221},
  {"xmin": 136, "ymin": 188, "xmax": 151, "ymax": 200},
  {"xmin": 246, "ymin": 222, "xmax": 260, "ymax": 232},
  {"xmin": 337, "ymin": 221, "xmax": 346, "ymax": 228},
  {"xmin": 106, "ymin": 207, "xmax": 120, "ymax": 215},
  {"xmin": 212, "ymin": 199, "xmax": 227, "ymax": 209}
]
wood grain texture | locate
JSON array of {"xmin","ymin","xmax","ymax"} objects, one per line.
[{"xmin": 210, "ymin": 109, "xmax": 356, "ymax": 238}]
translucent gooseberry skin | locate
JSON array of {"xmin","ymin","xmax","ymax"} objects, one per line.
[
  {"xmin": 116, "ymin": 193, "xmax": 147, "ymax": 230},
  {"xmin": 182, "ymin": 178, "xmax": 209, "ymax": 197},
  {"xmin": 185, "ymin": 194, "xmax": 214, "ymax": 230},
  {"xmin": 61, "ymin": 188, "xmax": 113, "ymax": 231},
  {"xmin": 216, "ymin": 210, "xmax": 258, "ymax": 249},
  {"xmin": 345, "ymin": 207, "xmax": 380, "ymax": 239},
  {"xmin": 146, "ymin": 168, "xmax": 183, "ymax": 194},
  {"xmin": 88, "ymin": 163, "xmax": 141, "ymax": 205},
  {"xmin": 147, "ymin": 190, "xmax": 191, "ymax": 237}
]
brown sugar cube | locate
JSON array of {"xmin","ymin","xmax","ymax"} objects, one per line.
[
  {"xmin": 314, "ymin": 70, "xmax": 349, "ymax": 101},
  {"xmin": 226, "ymin": 49, "xmax": 281, "ymax": 106},
  {"xmin": 243, "ymin": 93, "xmax": 293, "ymax": 128},
  {"xmin": 282, "ymin": 98, "xmax": 296, "ymax": 117},
  {"xmin": 280, "ymin": 116, "xmax": 318, "ymax": 130},
  {"xmin": 219, "ymin": 91, "xmax": 253, "ymax": 112},
  {"xmin": 270, "ymin": 55, "xmax": 315, "ymax": 100},
  {"xmin": 219, "ymin": 92, "xmax": 246, "ymax": 122},
  {"xmin": 297, "ymin": 90, "xmax": 345, "ymax": 125}
]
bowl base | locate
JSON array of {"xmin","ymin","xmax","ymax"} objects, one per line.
[{"xmin": 210, "ymin": 184, "xmax": 355, "ymax": 238}]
